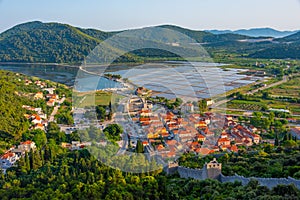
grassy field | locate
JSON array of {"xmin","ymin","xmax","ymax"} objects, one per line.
[
  {"xmin": 266, "ymin": 76, "xmax": 300, "ymax": 98},
  {"xmin": 74, "ymin": 91, "xmax": 124, "ymax": 107}
]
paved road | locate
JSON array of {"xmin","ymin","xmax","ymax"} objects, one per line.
[
  {"xmin": 210, "ymin": 97, "xmax": 234, "ymax": 109},
  {"xmin": 247, "ymin": 75, "xmax": 288, "ymax": 95},
  {"xmin": 49, "ymin": 97, "xmax": 66, "ymax": 122},
  {"xmin": 211, "ymin": 76, "xmax": 288, "ymax": 109}
]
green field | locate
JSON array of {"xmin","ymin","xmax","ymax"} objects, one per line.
[
  {"xmin": 74, "ymin": 91, "xmax": 124, "ymax": 107},
  {"xmin": 227, "ymin": 99, "xmax": 265, "ymax": 111}
]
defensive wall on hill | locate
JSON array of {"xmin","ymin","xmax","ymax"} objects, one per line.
[{"xmin": 166, "ymin": 159, "xmax": 300, "ymax": 190}]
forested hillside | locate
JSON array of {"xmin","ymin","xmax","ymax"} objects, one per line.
[{"xmin": 4, "ymin": 21, "xmax": 300, "ymax": 64}]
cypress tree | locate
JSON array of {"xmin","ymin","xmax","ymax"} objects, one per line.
[{"xmin": 136, "ymin": 140, "xmax": 144, "ymax": 153}]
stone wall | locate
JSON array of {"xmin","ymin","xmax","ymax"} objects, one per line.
[
  {"xmin": 166, "ymin": 159, "xmax": 300, "ymax": 190},
  {"xmin": 175, "ymin": 166, "xmax": 300, "ymax": 190},
  {"xmin": 220, "ymin": 174, "xmax": 300, "ymax": 190},
  {"xmin": 177, "ymin": 166, "xmax": 207, "ymax": 180}
]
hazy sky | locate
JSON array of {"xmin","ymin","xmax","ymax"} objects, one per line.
[{"xmin": 1, "ymin": 0, "xmax": 300, "ymax": 33}]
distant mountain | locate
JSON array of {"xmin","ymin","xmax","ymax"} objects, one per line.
[
  {"xmin": 206, "ymin": 28, "xmax": 298, "ymax": 38},
  {"xmin": 276, "ymin": 31, "xmax": 300, "ymax": 43},
  {"xmin": 249, "ymin": 31, "xmax": 300, "ymax": 59}
]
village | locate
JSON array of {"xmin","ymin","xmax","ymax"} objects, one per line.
[
  {"xmin": 0, "ymin": 77, "xmax": 89, "ymax": 173},
  {"xmin": 1, "ymin": 75, "xmax": 297, "ymax": 174},
  {"xmin": 122, "ymin": 87, "xmax": 262, "ymax": 160}
]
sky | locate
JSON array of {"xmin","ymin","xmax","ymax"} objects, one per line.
[{"xmin": 1, "ymin": 0, "xmax": 300, "ymax": 33}]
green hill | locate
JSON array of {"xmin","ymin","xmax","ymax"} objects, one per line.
[
  {"xmin": 249, "ymin": 31, "xmax": 300, "ymax": 59},
  {"xmin": 0, "ymin": 21, "xmax": 103, "ymax": 63},
  {"xmin": 0, "ymin": 21, "xmax": 299, "ymax": 63},
  {"xmin": 0, "ymin": 71, "xmax": 30, "ymax": 145}
]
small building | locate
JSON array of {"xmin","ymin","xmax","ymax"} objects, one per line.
[
  {"xmin": 34, "ymin": 92, "xmax": 44, "ymax": 100},
  {"xmin": 291, "ymin": 127, "xmax": 300, "ymax": 140},
  {"xmin": 46, "ymin": 94, "xmax": 59, "ymax": 100},
  {"xmin": 196, "ymin": 134, "xmax": 206, "ymax": 142},
  {"xmin": 47, "ymin": 99, "xmax": 56, "ymax": 107},
  {"xmin": 18, "ymin": 141, "xmax": 36, "ymax": 152},
  {"xmin": 135, "ymin": 87, "xmax": 152, "ymax": 96},
  {"xmin": 0, "ymin": 152, "xmax": 20, "ymax": 169},
  {"xmin": 182, "ymin": 103, "xmax": 194, "ymax": 113},
  {"xmin": 34, "ymin": 123, "xmax": 45, "ymax": 131},
  {"xmin": 31, "ymin": 114, "xmax": 42, "ymax": 124},
  {"xmin": 217, "ymin": 138, "xmax": 230, "ymax": 146}
]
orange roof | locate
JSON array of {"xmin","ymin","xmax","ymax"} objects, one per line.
[
  {"xmin": 197, "ymin": 134, "xmax": 205, "ymax": 139},
  {"xmin": 166, "ymin": 140, "xmax": 177, "ymax": 146},
  {"xmin": 140, "ymin": 109, "xmax": 151, "ymax": 114},
  {"xmin": 140, "ymin": 117, "xmax": 151, "ymax": 122},
  {"xmin": 218, "ymin": 138, "xmax": 230, "ymax": 143},
  {"xmin": 20, "ymin": 140, "xmax": 33, "ymax": 145},
  {"xmin": 1, "ymin": 152, "xmax": 14, "ymax": 159},
  {"xmin": 48, "ymin": 99, "xmax": 55, "ymax": 103},
  {"xmin": 32, "ymin": 114, "xmax": 41, "ymax": 120},
  {"xmin": 167, "ymin": 151, "xmax": 176, "ymax": 157},
  {"xmin": 161, "ymin": 132, "xmax": 169, "ymax": 137},
  {"xmin": 190, "ymin": 141, "xmax": 199, "ymax": 147},
  {"xmin": 141, "ymin": 121, "xmax": 151, "ymax": 126},
  {"xmin": 229, "ymin": 145, "xmax": 238, "ymax": 152},
  {"xmin": 195, "ymin": 148, "xmax": 212, "ymax": 155},
  {"xmin": 156, "ymin": 144, "xmax": 164, "ymax": 151}
]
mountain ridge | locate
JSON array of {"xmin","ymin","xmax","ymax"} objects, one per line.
[
  {"xmin": 206, "ymin": 27, "xmax": 298, "ymax": 38},
  {"xmin": 0, "ymin": 21, "xmax": 300, "ymax": 63}
]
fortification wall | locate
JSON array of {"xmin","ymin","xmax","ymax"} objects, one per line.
[
  {"xmin": 220, "ymin": 174, "xmax": 300, "ymax": 190},
  {"xmin": 177, "ymin": 166, "xmax": 207, "ymax": 180},
  {"xmin": 169, "ymin": 159, "xmax": 300, "ymax": 190}
]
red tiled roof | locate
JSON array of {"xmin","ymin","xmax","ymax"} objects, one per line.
[
  {"xmin": 156, "ymin": 144, "xmax": 164, "ymax": 151},
  {"xmin": 1, "ymin": 152, "xmax": 14, "ymax": 159},
  {"xmin": 197, "ymin": 134, "xmax": 205, "ymax": 139},
  {"xmin": 20, "ymin": 140, "xmax": 33, "ymax": 145},
  {"xmin": 229, "ymin": 145, "xmax": 238, "ymax": 152},
  {"xmin": 218, "ymin": 138, "xmax": 230, "ymax": 143},
  {"xmin": 166, "ymin": 140, "xmax": 177, "ymax": 146},
  {"xmin": 32, "ymin": 114, "xmax": 41, "ymax": 120},
  {"xmin": 195, "ymin": 148, "xmax": 212, "ymax": 155}
]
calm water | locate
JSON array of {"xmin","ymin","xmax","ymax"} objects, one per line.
[
  {"xmin": 0, "ymin": 63, "xmax": 264, "ymax": 98},
  {"xmin": 0, "ymin": 64, "xmax": 122, "ymax": 90}
]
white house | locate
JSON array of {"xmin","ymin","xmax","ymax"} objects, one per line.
[
  {"xmin": 17, "ymin": 141, "xmax": 36, "ymax": 152},
  {"xmin": 0, "ymin": 152, "xmax": 20, "ymax": 169}
]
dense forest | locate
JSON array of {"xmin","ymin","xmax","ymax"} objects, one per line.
[{"xmin": 1, "ymin": 146, "xmax": 299, "ymax": 199}]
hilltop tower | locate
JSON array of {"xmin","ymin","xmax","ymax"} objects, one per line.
[
  {"xmin": 205, "ymin": 158, "xmax": 222, "ymax": 180},
  {"xmin": 164, "ymin": 161, "xmax": 179, "ymax": 175}
]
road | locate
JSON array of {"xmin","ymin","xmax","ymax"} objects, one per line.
[
  {"xmin": 246, "ymin": 75, "xmax": 288, "ymax": 95},
  {"xmin": 211, "ymin": 76, "xmax": 288, "ymax": 109},
  {"xmin": 48, "ymin": 97, "xmax": 66, "ymax": 122}
]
